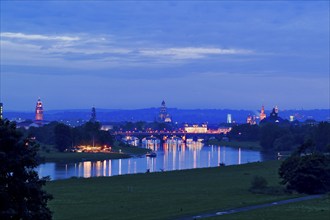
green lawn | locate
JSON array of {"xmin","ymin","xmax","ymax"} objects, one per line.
[
  {"xmin": 210, "ymin": 195, "xmax": 330, "ymax": 220},
  {"xmin": 46, "ymin": 161, "xmax": 306, "ymax": 220},
  {"xmin": 207, "ymin": 140, "xmax": 261, "ymax": 150}
]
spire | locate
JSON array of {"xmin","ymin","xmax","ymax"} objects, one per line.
[
  {"xmin": 90, "ymin": 106, "xmax": 96, "ymax": 122},
  {"xmin": 158, "ymin": 100, "xmax": 170, "ymax": 122},
  {"xmin": 259, "ymin": 105, "xmax": 266, "ymax": 121}
]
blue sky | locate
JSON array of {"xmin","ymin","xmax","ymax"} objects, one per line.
[{"xmin": 0, "ymin": 1, "xmax": 329, "ymax": 111}]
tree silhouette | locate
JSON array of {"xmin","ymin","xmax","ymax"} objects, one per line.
[
  {"xmin": 0, "ymin": 120, "xmax": 52, "ymax": 219},
  {"xmin": 279, "ymin": 141, "xmax": 330, "ymax": 194}
]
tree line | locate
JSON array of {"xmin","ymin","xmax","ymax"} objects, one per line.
[
  {"xmin": 228, "ymin": 122, "xmax": 330, "ymax": 152},
  {"xmin": 22, "ymin": 121, "xmax": 114, "ymax": 152}
]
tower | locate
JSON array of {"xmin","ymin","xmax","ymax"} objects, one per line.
[
  {"xmin": 158, "ymin": 100, "xmax": 167, "ymax": 122},
  {"xmin": 260, "ymin": 105, "xmax": 266, "ymax": 121},
  {"xmin": 90, "ymin": 106, "xmax": 96, "ymax": 122},
  {"xmin": 227, "ymin": 114, "xmax": 232, "ymax": 124},
  {"xmin": 35, "ymin": 98, "xmax": 43, "ymax": 122}
]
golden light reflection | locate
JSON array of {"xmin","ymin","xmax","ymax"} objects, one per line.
[
  {"xmin": 96, "ymin": 161, "xmax": 102, "ymax": 177},
  {"xmin": 83, "ymin": 161, "xmax": 91, "ymax": 178}
]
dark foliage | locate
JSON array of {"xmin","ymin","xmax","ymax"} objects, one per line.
[
  {"xmin": 250, "ymin": 175, "xmax": 268, "ymax": 190},
  {"xmin": 279, "ymin": 141, "xmax": 330, "ymax": 194},
  {"xmin": 229, "ymin": 124, "xmax": 260, "ymax": 141},
  {"xmin": 72, "ymin": 122, "xmax": 113, "ymax": 147},
  {"xmin": 0, "ymin": 120, "xmax": 52, "ymax": 219},
  {"xmin": 28, "ymin": 122, "xmax": 59, "ymax": 146},
  {"xmin": 313, "ymin": 122, "xmax": 330, "ymax": 152},
  {"xmin": 260, "ymin": 123, "xmax": 288, "ymax": 151},
  {"xmin": 54, "ymin": 123, "xmax": 72, "ymax": 152}
]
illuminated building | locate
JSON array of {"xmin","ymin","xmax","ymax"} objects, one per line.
[
  {"xmin": 35, "ymin": 98, "xmax": 43, "ymax": 122},
  {"xmin": 227, "ymin": 114, "xmax": 232, "ymax": 124},
  {"xmin": 289, "ymin": 115, "xmax": 294, "ymax": 122},
  {"xmin": 0, "ymin": 102, "xmax": 3, "ymax": 120},
  {"xmin": 260, "ymin": 106, "xmax": 284, "ymax": 124},
  {"xmin": 122, "ymin": 136, "xmax": 140, "ymax": 146},
  {"xmin": 259, "ymin": 105, "xmax": 266, "ymax": 121},
  {"xmin": 90, "ymin": 106, "xmax": 96, "ymax": 122},
  {"xmin": 101, "ymin": 124, "xmax": 113, "ymax": 131},
  {"xmin": 158, "ymin": 100, "xmax": 172, "ymax": 123},
  {"xmin": 184, "ymin": 124, "xmax": 208, "ymax": 133},
  {"xmin": 246, "ymin": 115, "xmax": 256, "ymax": 125}
]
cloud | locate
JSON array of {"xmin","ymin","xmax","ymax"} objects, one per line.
[
  {"xmin": 140, "ymin": 47, "xmax": 254, "ymax": 59},
  {"xmin": 1, "ymin": 32, "xmax": 80, "ymax": 41},
  {"xmin": 1, "ymin": 31, "xmax": 256, "ymax": 70}
]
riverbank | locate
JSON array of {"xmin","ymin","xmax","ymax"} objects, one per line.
[
  {"xmin": 207, "ymin": 139, "xmax": 261, "ymax": 150},
  {"xmin": 44, "ymin": 160, "xmax": 329, "ymax": 220},
  {"xmin": 39, "ymin": 145, "xmax": 150, "ymax": 163}
]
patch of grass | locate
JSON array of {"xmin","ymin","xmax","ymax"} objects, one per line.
[
  {"xmin": 46, "ymin": 161, "xmax": 300, "ymax": 220},
  {"xmin": 207, "ymin": 140, "xmax": 261, "ymax": 150},
  {"xmin": 210, "ymin": 195, "xmax": 330, "ymax": 220}
]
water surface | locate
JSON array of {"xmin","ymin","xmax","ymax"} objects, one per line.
[{"xmin": 37, "ymin": 144, "xmax": 269, "ymax": 180}]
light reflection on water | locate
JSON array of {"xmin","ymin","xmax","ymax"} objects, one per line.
[{"xmin": 37, "ymin": 144, "xmax": 268, "ymax": 180}]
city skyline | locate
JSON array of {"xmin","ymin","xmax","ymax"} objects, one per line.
[{"xmin": 1, "ymin": 1, "xmax": 329, "ymax": 111}]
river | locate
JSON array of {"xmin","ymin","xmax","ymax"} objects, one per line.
[{"xmin": 37, "ymin": 144, "xmax": 274, "ymax": 180}]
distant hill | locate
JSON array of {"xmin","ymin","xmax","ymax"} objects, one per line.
[{"xmin": 4, "ymin": 108, "xmax": 329, "ymax": 124}]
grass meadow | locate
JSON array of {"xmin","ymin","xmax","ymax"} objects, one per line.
[{"xmin": 45, "ymin": 160, "xmax": 318, "ymax": 220}]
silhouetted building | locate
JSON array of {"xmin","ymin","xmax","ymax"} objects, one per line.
[
  {"xmin": 158, "ymin": 100, "xmax": 171, "ymax": 123},
  {"xmin": 35, "ymin": 98, "xmax": 43, "ymax": 122},
  {"xmin": 260, "ymin": 106, "xmax": 284, "ymax": 124},
  {"xmin": 90, "ymin": 106, "xmax": 96, "ymax": 122}
]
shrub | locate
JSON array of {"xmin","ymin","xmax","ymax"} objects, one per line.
[{"xmin": 250, "ymin": 175, "xmax": 268, "ymax": 190}]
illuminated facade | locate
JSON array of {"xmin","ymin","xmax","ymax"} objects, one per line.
[
  {"xmin": 246, "ymin": 115, "xmax": 256, "ymax": 125},
  {"xmin": 158, "ymin": 100, "xmax": 172, "ymax": 123},
  {"xmin": 35, "ymin": 98, "xmax": 43, "ymax": 122},
  {"xmin": 184, "ymin": 124, "xmax": 208, "ymax": 133},
  {"xmin": 259, "ymin": 105, "xmax": 266, "ymax": 121},
  {"xmin": 227, "ymin": 114, "xmax": 232, "ymax": 124}
]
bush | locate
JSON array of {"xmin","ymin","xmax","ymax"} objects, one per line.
[
  {"xmin": 250, "ymin": 176, "xmax": 268, "ymax": 190},
  {"xmin": 279, "ymin": 152, "xmax": 330, "ymax": 194}
]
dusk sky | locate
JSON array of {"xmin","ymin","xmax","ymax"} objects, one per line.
[{"xmin": 1, "ymin": 1, "xmax": 329, "ymax": 111}]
